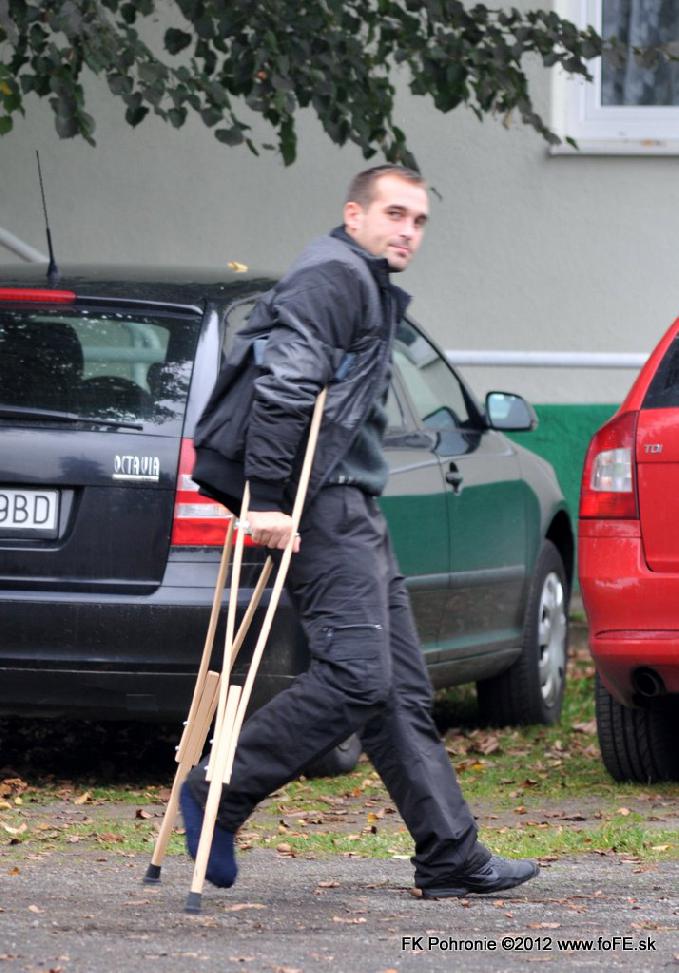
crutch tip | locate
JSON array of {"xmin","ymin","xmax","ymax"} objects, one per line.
[
  {"xmin": 143, "ymin": 863, "xmax": 162, "ymax": 884},
  {"xmin": 184, "ymin": 891, "xmax": 203, "ymax": 914}
]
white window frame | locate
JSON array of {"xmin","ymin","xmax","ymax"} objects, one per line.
[{"xmin": 551, "ymin": 0, "xmax": 679, "ymax": 155}]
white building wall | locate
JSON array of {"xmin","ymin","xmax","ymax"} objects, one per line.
[{"xmin": 2, "ymin": 11, "xmax": 677, "ymax": 405}]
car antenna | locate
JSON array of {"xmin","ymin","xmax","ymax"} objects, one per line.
[{"xmin": 36, "ymin": 151, "xmax": 59, "ymax": 285}]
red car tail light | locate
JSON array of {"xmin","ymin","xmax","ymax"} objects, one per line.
[
  {"xmin": 0, "ymin": 288, "xmax": 76, "ymax": 303},
  {"xmin": 580, "ymin": 411, "xmax": 639, "ymax": 519},
  {"xmin": 171, "ymin": 438, "xmax": 236, "ymax": 547}
]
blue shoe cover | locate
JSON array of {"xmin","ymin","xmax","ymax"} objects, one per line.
[{"xmin": 179, "ymin": 781, "xmax": 237, "ymax": 888}]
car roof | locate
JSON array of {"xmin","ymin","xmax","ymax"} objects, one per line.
[{"xmin": 0, "ymin": 264, "xmax": 276, "ymax": 312}]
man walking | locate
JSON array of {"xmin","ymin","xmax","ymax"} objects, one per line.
[{"xmin": 182, "ymin": 164, "xmax": 539, "ymax": 899}]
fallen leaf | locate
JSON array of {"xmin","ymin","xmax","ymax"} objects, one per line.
[
  {"xmin": 74, "ymin": 791, "xmax": 92, "ymax": 805},
  {"xmin": 28, "ymin": 904, "xmax": 43, "ymax": 914},
  {"xmin": 651, "ymin": 844, "xmax": 670, "ymax": 851},
  {"xmin": 135, "ymin": 809, "xmax": 152, "ymax": 820},
  {"xmin": 0, "ymin": 778, "xmax": 28, "ymax": 798},
  {"xmin": 8, "ymin": 866, "xmax": 20, "ymax": 876},
  {"xmin": 276, "ymin": 843, "xmax": 292, "ymax": 854},
  {"xmin": 332, "ymin": 916, "xmax": 367, "ymax": 924},
  {"xmin": 317, "ymin": 881, "xmax": 340, "ymax": 888},
  {"xmin": 573, "ymin": 720, "xmax": 597, "ymax": 734},
  {"xmin": 617, "ymin": 807, "xmax": 631, "ymax": 816},
  {"xmin": 1, "ymin": 822, "xmax": 27, "ymax": 836}
]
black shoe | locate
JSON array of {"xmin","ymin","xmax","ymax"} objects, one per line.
[{"xmin": 420, "ymin": 855, "xmax": 539, "ymax": 899}]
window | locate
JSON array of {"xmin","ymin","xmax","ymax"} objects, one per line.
[
  {"xmin": 394, "ymin": 319, "xmax": 474, "ymax": 435},
  {"xmin": 643, "ymin": 335, "xmax": 679, "ymax": 408},
  {"xmin": 0, "ymin": 307, "xmax": 199, "ymax": 429},
  {"xmin": 552, "ymin": 0, "xmax": 679, "ymax": 154},
  {"xmin": 385, "ymin": 382, "xmax": 406, "ymax": 430}
]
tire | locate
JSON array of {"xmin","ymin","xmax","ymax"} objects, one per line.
[
  {"xmin": 595, "ymin": 673, "xmax": 679, "ymax": 783},
  {"xmin": 477, "ymin": 539, "xmax": 568, "ymax": 726},
  {"xmin": 303, "ymin": 733, "xmax": 362, "ymax": 778}
]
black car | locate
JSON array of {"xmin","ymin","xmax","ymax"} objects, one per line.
[{"xmin": 0, "ymin": 266, "xmax": 573, "ymax": 774}]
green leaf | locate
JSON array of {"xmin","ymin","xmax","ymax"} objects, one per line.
[
  {"xmin": 2, "ymin": 91, "xmax": 20, "ymax": 112},
  {"xmin": 164, "ymin": 28, "xmax": 192, "ymax": 55},
  {"xmin": 0, "ymin": 115, "xmax": 13, "ymax": 134},
  {"xmin": 215, "ymin": 125, "xmax": 244, "ymax": 145},
  {"xmin": 54, "ymin": 110, "xmax": 79, "ymax": 138},
  {"xmin": 125, "ymin": 103, "xmax": 149, "ymax": 126},
  {"xmin": 168, "ymin": 107, "xmax": 187, "ymax": 127},
  {"xmin": 200, "ymin": 106, "xmax": 222, "ymax": 127},
  {"xmin": 107, "ymin": 73, "xmax": 133, "ymax": 96},
  {"xmin": 279, "ymin": 116, "xmax": 296, "ymax": 166},
  {"xmin": 120, "ymin": 3, "xmax": 137, "ymax": 25}
]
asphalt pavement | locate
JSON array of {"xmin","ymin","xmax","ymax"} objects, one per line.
[{"xmin": 1, "ymin": 848, "xmax": 677, "ymax": 973}]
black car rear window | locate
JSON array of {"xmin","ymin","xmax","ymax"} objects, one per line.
[
  {"xmin": 643, "ymin": 335, "xmax": 679, "ymax": 409},
  {"xmin": 0, "ymin": 306, "xmax": 201, "ymax": 431}
]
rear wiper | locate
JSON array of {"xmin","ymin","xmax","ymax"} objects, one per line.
[{"xmin": 0, "ymin": 404, "xmax": 143, "ymax": 431}]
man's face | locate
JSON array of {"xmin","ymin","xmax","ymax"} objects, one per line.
[{"xmin": 344, "ymin": 173, "xmax": 429, "ymax": 272}]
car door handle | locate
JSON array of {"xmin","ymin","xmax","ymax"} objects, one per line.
[{"xmin": 446, "ymin": 464, "xmax": 464, "ymax": 493}]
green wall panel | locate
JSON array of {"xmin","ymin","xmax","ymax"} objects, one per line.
[
  {"xmin": 507, "ymin": 403, "xmax": 619, "ymax": 520},
  {"xmin": 507, "ymin": 403, "xmax": 620, "ymax": 590}
]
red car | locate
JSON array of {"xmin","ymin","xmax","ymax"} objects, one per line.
[{"xmin": 579, "ymin": 317, "xmax": 679, "ymax": 783}]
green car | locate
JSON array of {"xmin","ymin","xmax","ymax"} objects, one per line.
[{"xmin": 0, "ymin": 268, "xmax": 572, "ymax": 777}]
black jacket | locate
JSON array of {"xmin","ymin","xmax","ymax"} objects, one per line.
[{"xmin": 192, "ymin": 227, "xmax": 411, "ymax": 514}]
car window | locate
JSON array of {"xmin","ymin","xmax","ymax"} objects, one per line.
[
  {"xmin": 0, "ymin": 307, "xmax": 201, "ymax": 430},
  {"xmin": 385, "ymin": 382, "xmax": 406, "ymax": 431},
  {"xmin": 643, "ymin": 335, "xmax": 679, "ymax": 409},
  {"xmin": 394, "ymin": 319, "xmax": 473, "ymax": 431}
]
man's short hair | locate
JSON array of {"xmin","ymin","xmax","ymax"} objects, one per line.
[{"xmin": 346, "ymin": 164, "xmax": 426, "ymax": 209}]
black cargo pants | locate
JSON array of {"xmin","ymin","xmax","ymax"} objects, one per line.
[{"xmin": 187, "ymin": 485, "xmax": 489, "ymax": 888}]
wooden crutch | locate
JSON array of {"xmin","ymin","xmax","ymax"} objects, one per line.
[
  {"xmin": 143, "ymin": 511, "xmax": 273, "ymax": 884},
  {"xmin": 184, "ymin": 387, "xmax": 327, "ymax": 914}
]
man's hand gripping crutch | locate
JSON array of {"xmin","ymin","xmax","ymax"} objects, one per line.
[{"xmin": 183, "ymin": 386, "xmax": 327, "ymax": 914}]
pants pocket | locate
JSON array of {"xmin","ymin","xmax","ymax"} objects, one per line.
[{"xmin": 314, "ymin": 623, "xmax": 390, "ymax": 705}]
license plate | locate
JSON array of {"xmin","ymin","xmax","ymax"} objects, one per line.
[{"xmin": 0, "ymin": 488, "xmax": 59, "ymax": 538}]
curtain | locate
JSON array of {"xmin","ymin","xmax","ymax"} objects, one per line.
[{"xmin": 602, "ymin": 0, "xmax": 679, "ymax": 105}]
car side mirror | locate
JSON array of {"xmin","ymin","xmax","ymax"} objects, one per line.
[{"xmin": 485, "ymin": 391, "xmax": 538, "ymax": 432}]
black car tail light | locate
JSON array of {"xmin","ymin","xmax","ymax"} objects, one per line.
[
  {"xmin": 580, "ymin": 411, "xmax": 639, "ymax": 519},
  {"xmin": 171, "ymin": 438, "xmax": 253, "ymax": 547}
]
